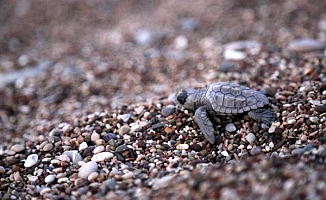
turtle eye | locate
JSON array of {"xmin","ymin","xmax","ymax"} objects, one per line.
[{"xmin": 177, "ymin": 90, "xmax": 187, "ymax": 104}]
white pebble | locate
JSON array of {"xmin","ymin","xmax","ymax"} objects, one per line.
[
  {"xmin": 287, "ymin": 117, "xmax": 296, "ymax": 124},
  {"xmin": 176, "ymin": 144, "xmax": 189, "ymax": 150},
  {"xmin": 221, "ymin": 150, "xmax": 229, "ymax": 157},
  {"xmin": 88, "ymin": 172, "xmax": 99, "ymax": 181},
  {"xmin": 79, "ymin": 142, "xmax": 88, "ymax": 151},
  {"xmin": 174, "ymin": 35, "xmax": 188, "ymax": 50},
  {"xmin": 10, "ymin": 144, "xmax": 25, "ymax": 153},
  {"xmin": 91, "ymin": 152, "xmax": 114, "ymax": 162},
  {"xmin": 93, "ymin": 146, "xmax": 105, "ymax": 154},
  {"xmin": 245, "ymin": 133, "xmax": 256, "ymax": 143},
  {"xmin": 78, "ymin": 161, "xmax": 98, "ymax": 179},
  {"xmin": 45, "ymin": 174, "xmax": 56, "ymax": 184},
  {"xmin": 309, "ymin": 117, "xmax": 319, "ymax": 124},
  {"xmin": 63, "ymin": 150, "xmax": 82, "ymax": 165},
  {"xmin": 225, "ymin": 123, "xmax": 236, "ymax": 132},
  {"xmin": 40, "ymin": 187, "xmax": 51, "ymax": 196},
  {"xmin": 223, "ymin": 49, "xmax": 246, "ymax": 60},
  {"xmin": 24, "ymin": 154, "xmax": 38, "ymax": 168},
  {"xmin": 57, "ymin": 177, "xmax": 69, "ymax": 183}
]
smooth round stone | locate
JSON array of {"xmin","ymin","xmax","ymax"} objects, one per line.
[
  {"xmin": 119, "ymin": 126, "xmax": 131, "ymax": 135},
  {"xmin": 91, "ymin": 152, "xmax": 114, "ymax": 162},
  {"xmin": 91, "ymin": 132, "xmax": 100, "ymax": 142},
  {"xmin": 130, "ymin": 124, "xmax": 141, "ymax": 133},
  {"xmin": 88, "ymin": 172, "xmax": 99, "ymax": 181},
  {"xmin": 225, "ymin": 123, "xmax": 236, "ymax": 132},
  {"xmin": 44, "ymin": 174, "xmax": 56, "ymax": 184},
  {"xmin": 79, "ymin": 142, "xmax": 88, "ymax": 151},
  {"xmin": 93, "ymin": 146, "xmax": 105, "ymax": 154},
  {"xmin": 78, "ymin": 161, "xmax": 98, "ymax": 179},
  {"xmin": 250, "ymin": 146, "xmax": 262, "ymax": 156},
  {"xmin": 102, "ymin": 133, "xmax": 117, "ymax": 142},
  {"xmin": 268, "ymin": 125, "xmax": 276, "ymax": 133},
  {"xmin": 287, "ymin": 117, "xmax": 296, "ymax": 124},
  {"xmin": 309, "ymin": 117, "xmax": 319, "ymax": 124},
  {"xmin": 223, "ymin": 49, "xmax": 246, "ymax": 61},
  {"xmin": 189, "ymin": 144, "xmax": 202, "ymax": 152},
  {"xmin": 63, "ymin": 150, "xmax": 82, "ymax": 165},
  {"xmin": 245, "ymin": 133, "xmax": 256, "ymax": 143},
  {"xmin": 55, "ymin": 155, "xmax": 70, "ymax": 162},
  {"xmin": 292, "ymin": 148, "xmax": 305, "ymax": 155},
  {"xmin": 105, "ymin": 179, "xmax": 117, "ymax": 190},
  {"xmin": 42, "ymin": 143, "xmax": 53, "ymax": 152},
  {"xmin": 176, "ymin": 144, "xmax": 189, "ymax": 150},
  {"xmin": 161, "ymin": 106, "xmax": 176, "ymax": 117},
  {"xmin": 28, "ymin": 176, "xmax": 38, "ymax": 182},
  {"xmin": 122, "ymin": 171, "xmax": 134, "ymax": 180},
  {"xmin": 288, "ymin": 39, "xmax": 326, "ymax": 52},
  {"xmin": 115, "ymin": 145, "xmax": 129, "ymax": 153},
  {"xmin": 10, "ymin": 144, "xmax": 25, "ymax": 153},
  {"xmin": 303, "ymin": 144, "xmax": 314, "ymax": 152},
  {"xmin": 221, "ymin": 150, "xmax": 229, "ymax": 157},
  {"xmin": 58, "ymin": 177, "xmax": 69, "ymax": 183},
  {"xmin": 152, "ymin": 175, "xmax": 175, "ymax": 190},
  {"xmin": 174, "ymin": 35, "xmax": 188, "ymax": 50},
  {"xmin": 0, "ymin": 166, "xmax": 5, "ymax": 173},
  {"xmin": 24, "ymin": 154, "xmax": 38, "ymax": 168},
  {"xmin": 224, "ymin": 40, "xmax": 261, "ymax": 52},
  {"xmin": 314, "ymin": 106, "xmax": 326, "ymax": 113},
  {"xmin": 40, "ymin": 187, "xmax": 51, "ymax": 196}
]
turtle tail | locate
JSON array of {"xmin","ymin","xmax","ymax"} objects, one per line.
[{"xmin": 248, "ymin": 109, "xmax": 276, "ymax": 125}]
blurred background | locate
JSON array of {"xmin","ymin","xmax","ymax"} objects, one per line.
[{"xmin": 0, "ymin": 0, "xmax": 326, "ymax": 144}]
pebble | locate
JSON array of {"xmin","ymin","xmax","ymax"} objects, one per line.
[
  {"xmin": 28, "ymin": 176, "xmax": 38, "ymax": 183},
  {"xmin": 223, "ymin": 49, "xmax": 246, "ymax": 60},
  {"xmin": 0, "ymin": 166, "xmax": 5, "ymax": 173},
  {"xmin": 105, "ymin": 179, "xmax": 117, "ymax": 190},
  {"xmin": 91, "ymin": 132, "xmax": 100, "ymax": 142},
  {"xmin": 152, "ymin": 175, "xmax": 175, "ymax": 190},
  {"xmin": 42, "ymin": 143, "xmax": 54, "ymax": 152},
  {"xmin": 130, "ymin": 123, "xmax": 141, "ymax": 133},
  {"xmin": 224, "ymin": 40, "xmax": 261, "ymax": 53},
  {"xmin": 115, "ymin": 144, "xmax": 129, "ymax": 153},
  {"xmin": 58, "ymin": 177, "xmax": 69, "ymax": 183},
  {"xmin": 225, "ymin": 123, "xmax": 236, "ymax": 132},
  {"xmin": 288, "ymin": 39, "xmax": 326, "ymax": 52},
  {"xmin": 91, "ymin": 152, "xmax": 114, "ymax": 162},
  {"xmin": 221, "ymin": 151, "xmax": 229, "ymax": 157},
  {"xmin": 45, "ymin": 174, "xmax": 56, "ymax": 184},
  {"xmin": 314, "ymin": 105, "xmax": 326, "ymax": 113},
  {"xmin": 250, "ymin": 146, "xmax": 262, "ymax": 156},
  {"xmin": 40, "ymin": 187, "xmax": 51, "ymax": 196},
  {"xmin": 119, "ymin": 126, "xmax": 131, "ymax": 135},
  {"xmin": 174, "ymin": 35, "xmax": 188, "ymax": 50},
  {"xmin": 79, "ymin": 142, "xmax": 88, "ymax": 151},
  {"xmin": 93, "ymin": 146, "xmax": 105, "ymax": 154},
  {"xmin": 189, "ymin": 143, "xmax": 202, "ymax": 152},
  {"xmin": 176, "ymin": 144, "xmax": 189, "ymax": 150},
  {"xmin": 292, "ymin": 148, "xmax": 305, "ymax": 155},
  {"xmin": 161, "ymin": 105, "xmax": 175, "ymax": 117},
  {"xmin": 309, "ymin": 117, "xmax": 319, "ymax": 124},
  {"xmin": 78, "ymin": 161, "xmax": 98, "ymax": 179},
  {"xmin": 24, "ymin": 154, "xmax": 38, "ymax": 168},
  {"xmin": 245, "ymin": 133, "xmax": 256, "ymax": 143},
  {"xmin": 287, "ymin": 117, "xmax": 296, "ymax": 124},
  {"xmin": 180, "ymin": 17, "xmax": 198, "ymax": 31},
  {"xmin": 88, "ymin": 172, "xmax": 99, "ymax": 182},
  {"xmin": 63, "ymin": 150, "xmax": 83, "ymax": 165},
  {"xmin": 10, "ymin": 144, "xmax": 25, "ymax": 153}
]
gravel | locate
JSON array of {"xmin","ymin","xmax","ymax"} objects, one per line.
[{"xmin": 1, "ymin": 0, "xmax": 326, "ymax": 199}]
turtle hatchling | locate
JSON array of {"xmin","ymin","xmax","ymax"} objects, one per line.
[{"xmin": 176, "ymin": 82, "xmax": 275, "ymax": 144}]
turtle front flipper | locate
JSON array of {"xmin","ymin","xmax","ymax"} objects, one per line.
[
  {"xmin": 248, "ymin": 108, "xmax": 275, "ymax": 125},
  {"xmin": 194, "ymin": 106, "xmax": 216, "ymax": 144}
]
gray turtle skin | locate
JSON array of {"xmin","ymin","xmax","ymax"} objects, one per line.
[{"xmin": 176, "ymin": 82, "xmax": 275, "ymax": 144}]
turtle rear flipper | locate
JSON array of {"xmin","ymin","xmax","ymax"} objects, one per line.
[
  {"xmin": 248, "ymin": 108, "xmax": 275, "ymax": 125},
  {"xmin": 195, "ymin": 106, "xmax": 216, "ymax": 144}
]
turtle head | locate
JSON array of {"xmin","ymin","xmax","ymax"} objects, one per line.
[{"xmin": 176, "ymin": 88, "xmax": 197, "ymax": 110}]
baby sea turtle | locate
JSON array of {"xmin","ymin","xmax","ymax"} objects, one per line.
[{"xmin": 176, "ymin": 82, "xmax": 275, "ymax": 144}]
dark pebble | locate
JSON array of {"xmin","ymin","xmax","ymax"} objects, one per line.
[
  {"xmin": 250, "ymin": 146, "xmax": 262, "ymax": 156},
  {"xmin": 189, "ymin": 144, "xmax": 202, "ymax": 152},
  {"xmin": 151, "ymin": 122, "xmax": 166, "ymax": 129},
  {"xmin": 314, "ymin": 105, "xmax": 326, "ymax": 113},
  {"xmin": 161, "ymin": 106, "xmax": 175, "ymax": 117},
  {"xmin": 103, "ymin": 133, "xmax": 117, "ymax": 142},
  {"xmin": 106, "ymin": 179, "xmax": 117, "ymax": 190},
  {"xmin": 274, "ymin": 127, "xmax": 284, "ymax": 134},
  {"xmin": 115, "ymin": 144, "xmax": 129, "ymax": 153},
  {"xmin": 83, "ymin": 146, "xmax": 95, "ymax": 157},
  {"xmin": 6, "ymin": 158, "xmax": 20, "ymax": 165},
  {"xmin": 272, "ymin": 140, "xmax": 285, "ymax": 151}
]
